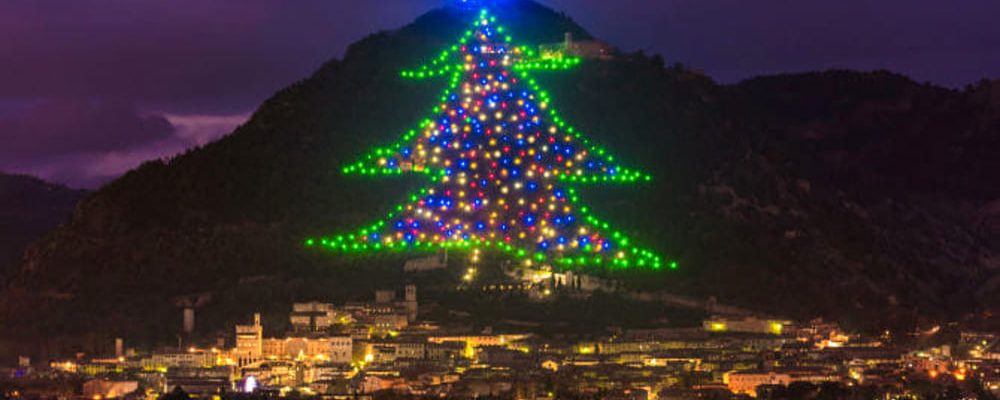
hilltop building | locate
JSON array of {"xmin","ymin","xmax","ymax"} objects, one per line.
[{"xmin": 539, "ymin": 32, "xmax": 615, "ymax": 60}]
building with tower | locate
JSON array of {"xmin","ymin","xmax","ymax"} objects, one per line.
[
  {"xmin": 235, "ymin": 313, "xmax": 263, "ymax": 367},
  {"xmin": 539, "ymin": 32, "xmax": 615, "ymax": 60}
]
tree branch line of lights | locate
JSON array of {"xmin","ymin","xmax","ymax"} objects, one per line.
[{"xmin": 308, "ymin": 8, "xmax": 676, "ymax": 271}]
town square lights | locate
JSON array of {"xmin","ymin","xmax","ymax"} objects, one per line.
[{"xmin": 309, "ymin": 8, "xmax": 673, "ymax": 271}]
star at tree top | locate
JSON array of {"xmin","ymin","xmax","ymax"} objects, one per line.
[{"xmin": 309, "ymin": 8, "xmax": 673, "ymax": 270}]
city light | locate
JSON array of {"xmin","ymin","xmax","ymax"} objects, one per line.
[{"xmin": 243, "ymin": 376, "xmax": 257, "ymax": 393}]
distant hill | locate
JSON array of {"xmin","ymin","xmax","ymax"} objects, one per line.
[
  {"xmin": 1, "ymin": 0, "xmax": 997, "ymax": 358},
  {"xmin": 0, "ymin": 173, "xmax": 83, "ymax": 282}
]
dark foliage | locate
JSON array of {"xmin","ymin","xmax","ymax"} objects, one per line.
[
  {"xmin": 0, "ymin": 173, "xmax": 83, "ymax": 282},
  {"xmin": 0, "ymin": 0, "xmax": 997, "ymax": 359}
]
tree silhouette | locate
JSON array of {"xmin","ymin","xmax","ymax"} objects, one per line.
[{"xmin": 310, "ymin": 7, "xmax": 670, "ymax": 271}]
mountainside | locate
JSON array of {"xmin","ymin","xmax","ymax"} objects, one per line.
[
  {"xmin": 0, "ymin": 173, "xmax": 83, "ymax": 283},
  {"xmin": 1, "ymin": 0, "xmax": 998, "ymax": 357}
]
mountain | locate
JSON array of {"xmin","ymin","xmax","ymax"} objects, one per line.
[
  {"xmin": 0, "ymin": 173, "xmax": 83, "ymax": 283},
  {"xmin": 1, "ymin": 0, "xmax": 998, "ymax": 357}
]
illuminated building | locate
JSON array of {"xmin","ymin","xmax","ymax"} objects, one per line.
[
  {"xmin": 166, "ymin": 366, "xmax": 235, "ymax": 395},
  {"xmin": 428, "ymin": 334, "xmax": 531, "ymax": 348},
  {"xmin": 725, "ymin": 371, "xmax": 792, "ymax": 397},
  {"xmin": 703, "ymin": 316, "xmax": 792, "ymax": 336},
  {"xmin": 290, "ymin": 302, "xmax": 348, "ymax": 332},
  {"xmin": 235, "ymin": 313, "xmax": 263, "ymax": 366},
  {"xmin": 427, "ymin": 341, "xmax": 466, "ymax": 361},
  {"xmin": 370, "ymin": 341, "xmax": 427, "ymax": 363},
  {"xmin": 144, "ymin": 352, "xmax": 214, "ymax": 370},
  {"xmin": 725, "ymin": 369, "xmax": 839, "ymax": 397},
  {"xmin": 342, "ymin": 287, "xmax": 420, "ymax": 331},
  {"xmin": 261, "ymin": 336, "xmax": 353, "ymax": 364},
  {"xmin": 403, "ymin": 284, "xmax": 418, "ymax": 322},
  {"xmin": 539, "ymin": 32, "xmax": 615, "ymax": 60},
  {"xmin": 597, "ymin": 338, "xmax": 722, "ymax": 355},
  {"xmin": 372, "ymin": 313, "xmax": 409, "ymax": 332}
]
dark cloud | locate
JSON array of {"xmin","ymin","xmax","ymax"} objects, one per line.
[
  {"xmin": 0, "ymin": 0, "xmax": 997, "ymax": 187},
  {"xmin": 2, "ymin": 0, "xmax": 994, "ymax": 113},
  {"xmin": 0, "ymin": 0, "xmax": 439, "ymax": 114},
  {"xmin": 0, "ymin": 99, "xmax": 245, "ymax": 188},
  {"xmin": 0, "ymin": 99, "xmax": 174, "ymax": 160}
]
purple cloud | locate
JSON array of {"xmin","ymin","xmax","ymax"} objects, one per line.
[
  {"xmin": 0, "ymin": 99, "xmax": 245, "ymax": 188},
  {"xmin": 0, "ymin": 0, "xmax": 439, "ymax": 113},
  {"xmin": 0, "ymin": 0, "xmax": 997, "ymax": 188},
  {"xmin": 0, "ymin": 99, "xmax": 173, "ymax": 159}
]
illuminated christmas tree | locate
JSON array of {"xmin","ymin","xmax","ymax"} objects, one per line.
[{"xmin": 308, "ymin": 8, "xmax": 674, "ymax": 270}]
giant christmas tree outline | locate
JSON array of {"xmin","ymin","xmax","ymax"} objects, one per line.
[{"xmin": 307, "ymin": 8, "xmax": 675, "ymax": 270}]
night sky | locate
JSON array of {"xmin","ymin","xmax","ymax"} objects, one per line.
[{"xmin": 1, "ymin": 0, "xmax": 997, "ymax": 188}]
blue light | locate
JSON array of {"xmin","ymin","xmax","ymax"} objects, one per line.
[{"xmin": 523, "ymin": 214, "xmax": 536, "ymax": 226}]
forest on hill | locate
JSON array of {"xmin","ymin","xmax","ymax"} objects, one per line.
[{"xmin": 1, "ymin": 0, "xmax": 997, "ymax": 358}]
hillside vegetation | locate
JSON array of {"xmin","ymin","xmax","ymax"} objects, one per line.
[{"xmin": 1, "ymin": 0, "xmax": 997, "ymax": 358}]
